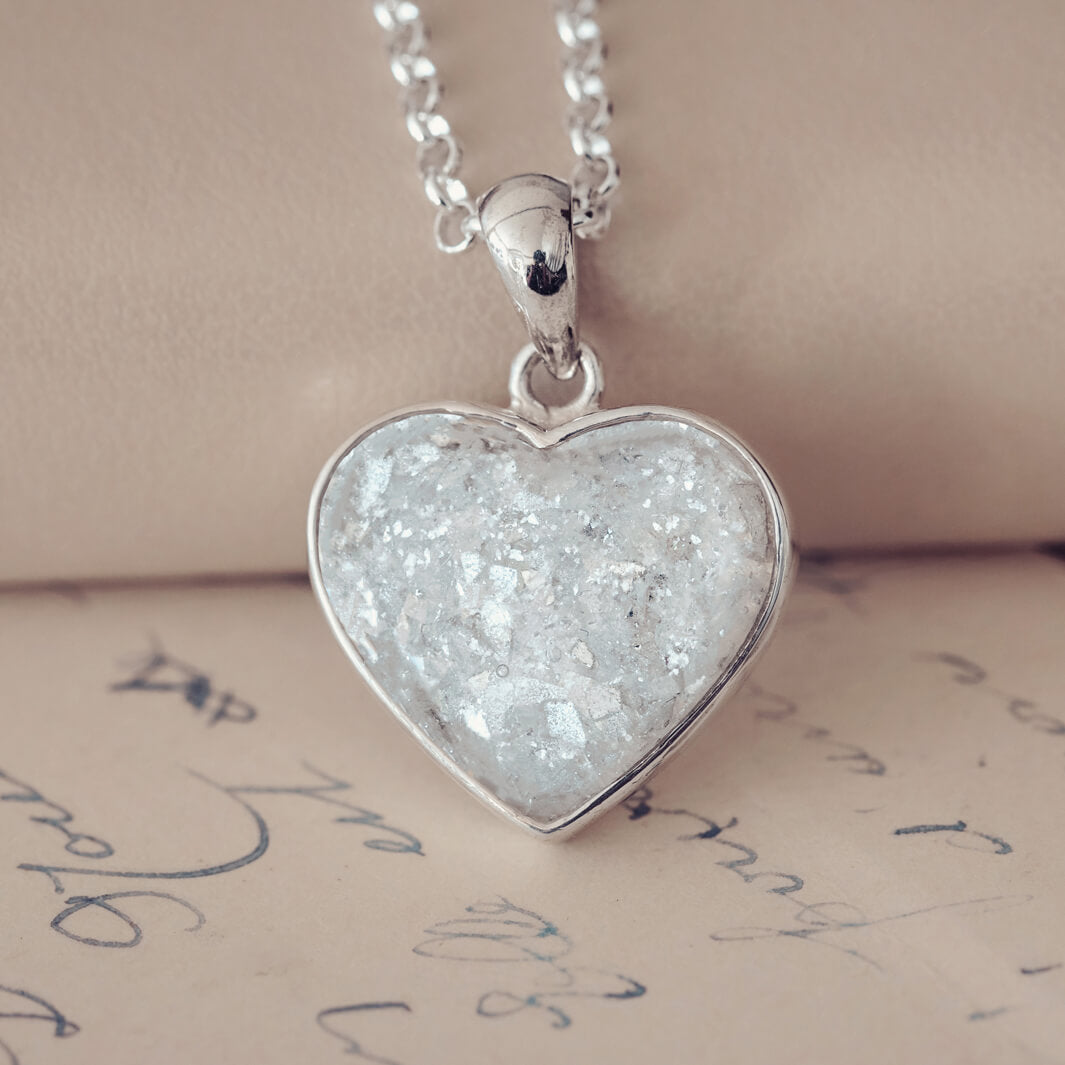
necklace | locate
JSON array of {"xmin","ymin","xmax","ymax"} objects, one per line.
[{"xmin": 308, "ymin": 1, "xmax": 794, "ymax": 838}]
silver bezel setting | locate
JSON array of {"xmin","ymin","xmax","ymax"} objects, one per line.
[{"xmin": 308, "ymin": 400, "xmax": 796, "ymax": 840}]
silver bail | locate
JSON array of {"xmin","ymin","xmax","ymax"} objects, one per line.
[{"xmin": 477, "ymin": 173, "xmax": 580, "ymax": 380}]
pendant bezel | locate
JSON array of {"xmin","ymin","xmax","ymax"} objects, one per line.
[{"xmin": 308, "ymin": 399, "xmax": 795, "ymax": 840}]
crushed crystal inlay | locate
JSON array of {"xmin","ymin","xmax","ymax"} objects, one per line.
[{"xmin": 316, "ymin": 410, "xmax": 779, "ymax": 824}]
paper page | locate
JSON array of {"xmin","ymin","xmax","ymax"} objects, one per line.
[{"xmin": 1, "ymin": 552, "xmax": 1063, "ymax": 1064}]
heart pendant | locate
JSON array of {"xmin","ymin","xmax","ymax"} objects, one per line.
[
  {"xmin": 309, "ymin": 357, "xmax": 793, "ymax": 837},
  {"xmin": 310, "ymin": 174, "xmax": 792, "ymax": 838}
]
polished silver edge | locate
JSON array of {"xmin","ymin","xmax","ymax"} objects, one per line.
[{"xmin": 308, "ymin": 400, "xmax": 796, "ymax": 841}]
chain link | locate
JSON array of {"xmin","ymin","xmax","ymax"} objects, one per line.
[{"xmin": 372, "ymin": 0, "xmax": 619, "ymax": 252}]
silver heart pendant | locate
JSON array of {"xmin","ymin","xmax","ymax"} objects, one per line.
[
  {"xmin": 309, "ymin": 346, "xmax": 794, "ymax": 838},
  {"xmin": 310, "ymin": 174, "xmax": 793, "ymax": 838}
]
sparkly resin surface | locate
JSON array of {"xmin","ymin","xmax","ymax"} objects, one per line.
[{"xmin": 316, "ymin": 410, "xmax": 779, "ymax": 825}]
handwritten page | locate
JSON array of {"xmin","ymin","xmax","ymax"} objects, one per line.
[{"xmin": 1, "ymin": 552, "xmax": 1063, "ymax": 1064}]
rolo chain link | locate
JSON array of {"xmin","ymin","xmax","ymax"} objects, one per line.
[{"xmin": 372, "ymin": 0, "xmax": 619, "ymax": 253}]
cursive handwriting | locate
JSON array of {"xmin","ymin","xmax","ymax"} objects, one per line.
[
  {"xmin": 0, "ymin": 984, "xmax": 78, "ymax": 1065},
  {"xmin": 0, "ymin": 768, "xmax": 114, "ymax": 861},
  {"xmin": 894, "ymin": 820, "xmax": 1012, "ymax": 855},
  {"xmin": 625, "ymin": 787, "xmax": 805, "ymax": 894},
  {"xmin": 624, "ymin": 788, "xmax": 1028, "ymax": 969},
  {"xmin": 112, "ymin": 642, "xmax": 257, "ymax": 727},
  {"xmin": 413, "ymin": 897, "xmax": 645, "ymax": 1029},
  {"xmin": 6, "ymin": 763, "xmax": 421, "ymax": 949},
  {"xmin": 797, "ymin": 555, "xmax": 873, "ymax": 612},
  {"xmin": 50, "ymin": 891, "xmax": 207, "ymax": 949},
  {"xmin": 317, "ymin": 1003, "xmax": 411, "ymax": 1065},
  {"xmin": 968, "ymin": 1006, "xmax": 1010, "ymax": 1021},
  {"xmin": 744, "ymin": 683, "xmax": 887, "ymax": 775},
  {"xmin": 709, "ymin": 895, "xmax": 1031, "ymax": 968},
  {"xmin": 923, "ymin": 652, "xmax": 1065, "ymax": 738}
]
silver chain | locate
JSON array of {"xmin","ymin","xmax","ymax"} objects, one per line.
[{"xmin": 372, "ymin": 0, "xmax": 619, "ymax": 253}]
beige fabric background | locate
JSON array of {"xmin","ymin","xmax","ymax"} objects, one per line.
[{"xmin": 2, "ymin": 0, "xmax": 1064, "ymax": 582}]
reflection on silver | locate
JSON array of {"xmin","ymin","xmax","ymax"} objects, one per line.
[
  {"xmin": 508, "ymin": 342, "xmax": 602, "ymax": 429},
  {"xmin": 371, "ymin": 2, "xmax": 619, "ymax": 251},
  {"xmin": 479, "ymin": 174, "xmax": 580, "ymax": 379}
]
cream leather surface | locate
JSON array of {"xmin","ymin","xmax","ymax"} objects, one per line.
[{"xmin": 3, "ymin": 0, "xmax": 1063, "ymax": 581}]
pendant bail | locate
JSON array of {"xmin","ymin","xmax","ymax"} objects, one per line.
[{"xmin": 477, "ymin": 173, "xmax": 580, "ymax": 380}]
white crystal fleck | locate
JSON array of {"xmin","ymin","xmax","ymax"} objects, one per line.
[
  {"xmin": 464, "ymin": 706, "xmax": 491, "ymax": 740},
  {"xmin": 570, "ymin": 639, "xmax": 596, "ymax": 668},
  {"xmin": 546, "ymin": 701, "xmax": 587, "ymax": 755},
  {"xmin": 317, "ymin": 412, "xmax": 778, "ymax": 824}
]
